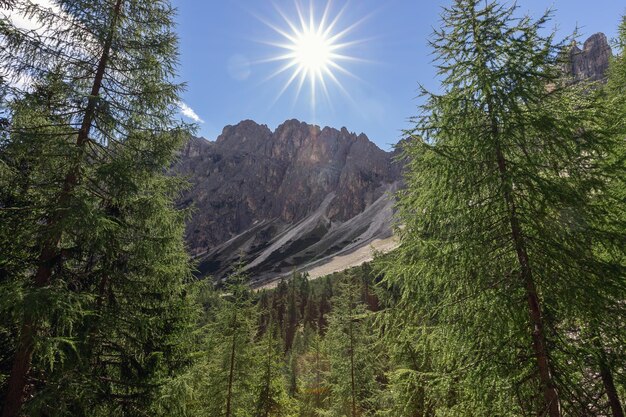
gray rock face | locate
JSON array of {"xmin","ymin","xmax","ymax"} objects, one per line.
[
  {"xmin": 567, "ymin": 33, "xmax": 612, "ymax": 82},
  {"xmin": 174, "ymin": 119, "xmax": 401, "ymax": 284}
]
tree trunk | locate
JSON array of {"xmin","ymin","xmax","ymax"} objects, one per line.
[
  {"xmin": 348, "ymin": 291, "xmax": 357, "ymax": 417},
  {"xmin": 1, "ymin": 2, "xmax": 124, "ymax": 415},
  {"xmin": 597, "ymin": 347, "xmax": 625, "ymax": 417},
  {"xmin": 1, "ymin": 323, "xmax": 35, "ymax": 417},
  {"xmin": 467, "ymin": 6, "xmax": 561, "ymax": 414},
  {"xmin": 225, "ymin": 315, "xmax": 237, "ymax": 417},
  {"xmin": 495, "ymin": 145, "xmax": 561, "ymax": 417}
]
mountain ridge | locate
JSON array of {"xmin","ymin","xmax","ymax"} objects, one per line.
[{"xmin": 175, "ymin": 119, "xmax": 401, "ymax": 284}]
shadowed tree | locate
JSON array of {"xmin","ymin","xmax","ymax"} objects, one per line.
[
  {"xmin": 0, "ymin": 0, "xmax": 195, "ymax": 415},
  {"xmin": 592, "ymin": 14, "xmax": 626, "ymax": 417}
]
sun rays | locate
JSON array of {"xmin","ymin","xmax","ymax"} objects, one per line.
[{"xmin": 258, "ymin": 1, "xmax": 368, "ymax": 112}]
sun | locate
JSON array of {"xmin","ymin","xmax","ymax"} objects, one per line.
[
  {"xmin": 259, "ymin": 1, "xmax": 366, "ymax": 110},
  {"xmin": 292, "ymin": 29, "xmax": 332, "ymax": 74}
]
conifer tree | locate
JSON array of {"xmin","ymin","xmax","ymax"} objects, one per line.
[
  {"xmin": 296, "ymin": 332, "xmax": 329, "ymax": 416},
  {"xmin": 297, "ymin": 273, "xmax": 311, "ymax": 319},
  {"xmin": 0, "ymin": 1, "xmax": 195, "ymax": 415},
  {"xmin": 592, "ymin": 15, "xmax": 626, "ymax": 417},
  {"xmin": 374, "ymin": 281, "xmax": 435, "ymax": 417},
  {"xmin": 209, "ymin": 266, "xmax": 258, "ymax": 417},
  {"xmin": 258, "ymin": 290, "xmax": 273, "ymax": 335},
  {"xmin": 385, "ymin": 1, "xmax": 625, "ymax": 416},
  {"xmin": 255, "ymin": 314, "xmax": 293, "ymax": 417},
  {"xmin": 317, "ymin": 277, "xmax": 333, "ymax": 333},
  {"xmin": 284, "ymin": 275, "xmax": 300, "ymax": 352},
  {"xmin": 323, "ymin": 275, "xmax": 381, "ymax": 417},
  {"xmin": 302, "ymin": 288, "xmax": 319, "ymax": 331},
  {"xmin": 273, "ymin": 279, "xmax": 289, "ymax": 333}
]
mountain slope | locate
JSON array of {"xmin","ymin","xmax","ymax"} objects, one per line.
[{"xmin": 175, "ymin": 119, "xmax": 401, "ymax": 285}]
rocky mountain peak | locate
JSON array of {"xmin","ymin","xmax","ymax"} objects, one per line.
[
  {"xmin": 215, "ymin": 119, "xmax": 272, "ymax": 149},
  {"xmin": 568, "ymin": 32, "xmax": 612, "ymax": 82},
  {"xmin": 173, "ymin": 119, "xmax": 401, "ymax": 282},
  {"xmin": 583, "ymin": 33, "xmax": 609, "ymax": 52}
]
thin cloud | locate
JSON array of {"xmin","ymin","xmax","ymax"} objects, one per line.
[
  {"xmin": 178, "ymin": 101, "xmax": 205, "ymax": 124},
  {"xmin": 1, "ymin": 0, "xmax": 64, "ymax": 32}
]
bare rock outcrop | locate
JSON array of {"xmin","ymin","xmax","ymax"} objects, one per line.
[
  {"xmin": 174, "ymin": 120, "xmax": 400, "ymax": 284},
  {"xmin": 567, "ymin": 33, "xmax": 612, "ymax": 82}
]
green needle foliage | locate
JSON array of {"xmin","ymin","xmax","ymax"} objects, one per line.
[
  {"xmin": 0, "ymin": 0, "xmax": 195, "ymax": 415},
  {"xmin": 255, "ymin": 317, "xmax": 294, "ymax": 417},
  {"xmin": 595, "ymin": 15, "xmax": 626, "ymax": 417},
  {"xmin": 322, "ymin": 274, "xmax": 382, "ymax": 417},
  {"xmin": 382, "ymin": 1, "xmax": 626, "ymax": 416},
  {"xmin": 203, "ymin": 267, "xmax": 259, "ymax": 417},
  {"xmin": 295, "ymin": 331, "xmax": 329, "ymax": 416}
]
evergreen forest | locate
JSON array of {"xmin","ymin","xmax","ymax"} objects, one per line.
[{"xmin": 0, "ymin": 0, "xmax": 624, "ymax": 416}]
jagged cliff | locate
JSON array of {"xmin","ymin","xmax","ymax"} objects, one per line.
[
  {"xmin": 174, "ymin": 119, "xmax": 401, "ymax": 284},
  {"xmin": 567, "ymin": 33, "xmax": 612, "ymax": 82}
]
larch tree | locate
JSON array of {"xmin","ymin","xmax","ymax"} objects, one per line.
[
  {"xmin": 374, "ymin": 270, "xmax": 435, "ymax": 417},
  {"xmin": 295, "ymin": 331, "xmax": 328, "ymax": 416},
  {"xmin": 284, "ymin": 273, "xmax": 308, "ymax": 353},
  {"xmin": 384, "ymin": 1, "xmax": 625, "ymax": 416},
  {"xmin": 592, "ymin": 14, "xmax": 626, "ymax": 417},
  {"xmin": 206, "ymin": 266, "xmax": 258, "ymax": 417},
  {"xmin": 255, "ymin": 313, "xmax": 293, "ymax": 417},
  {"xmin": 317, "ymin": 277, "xmax": 333, "ymax": 333},
  {"xmin": 0, "ymin": 0, "xmax": 195, "ymax": 415},
  {"xmin": 323, "ymin": 274, "xmax": 381, "ymax": 417}
]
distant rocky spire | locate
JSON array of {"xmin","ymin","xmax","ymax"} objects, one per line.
[{"xmin": 567, "ymin": 33, "xmax": 612, "ymax": 82}]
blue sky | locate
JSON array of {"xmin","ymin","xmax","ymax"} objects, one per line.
[{"xmin": 172, "ymin": 0, "xmax": 625, "ymax": 150}]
